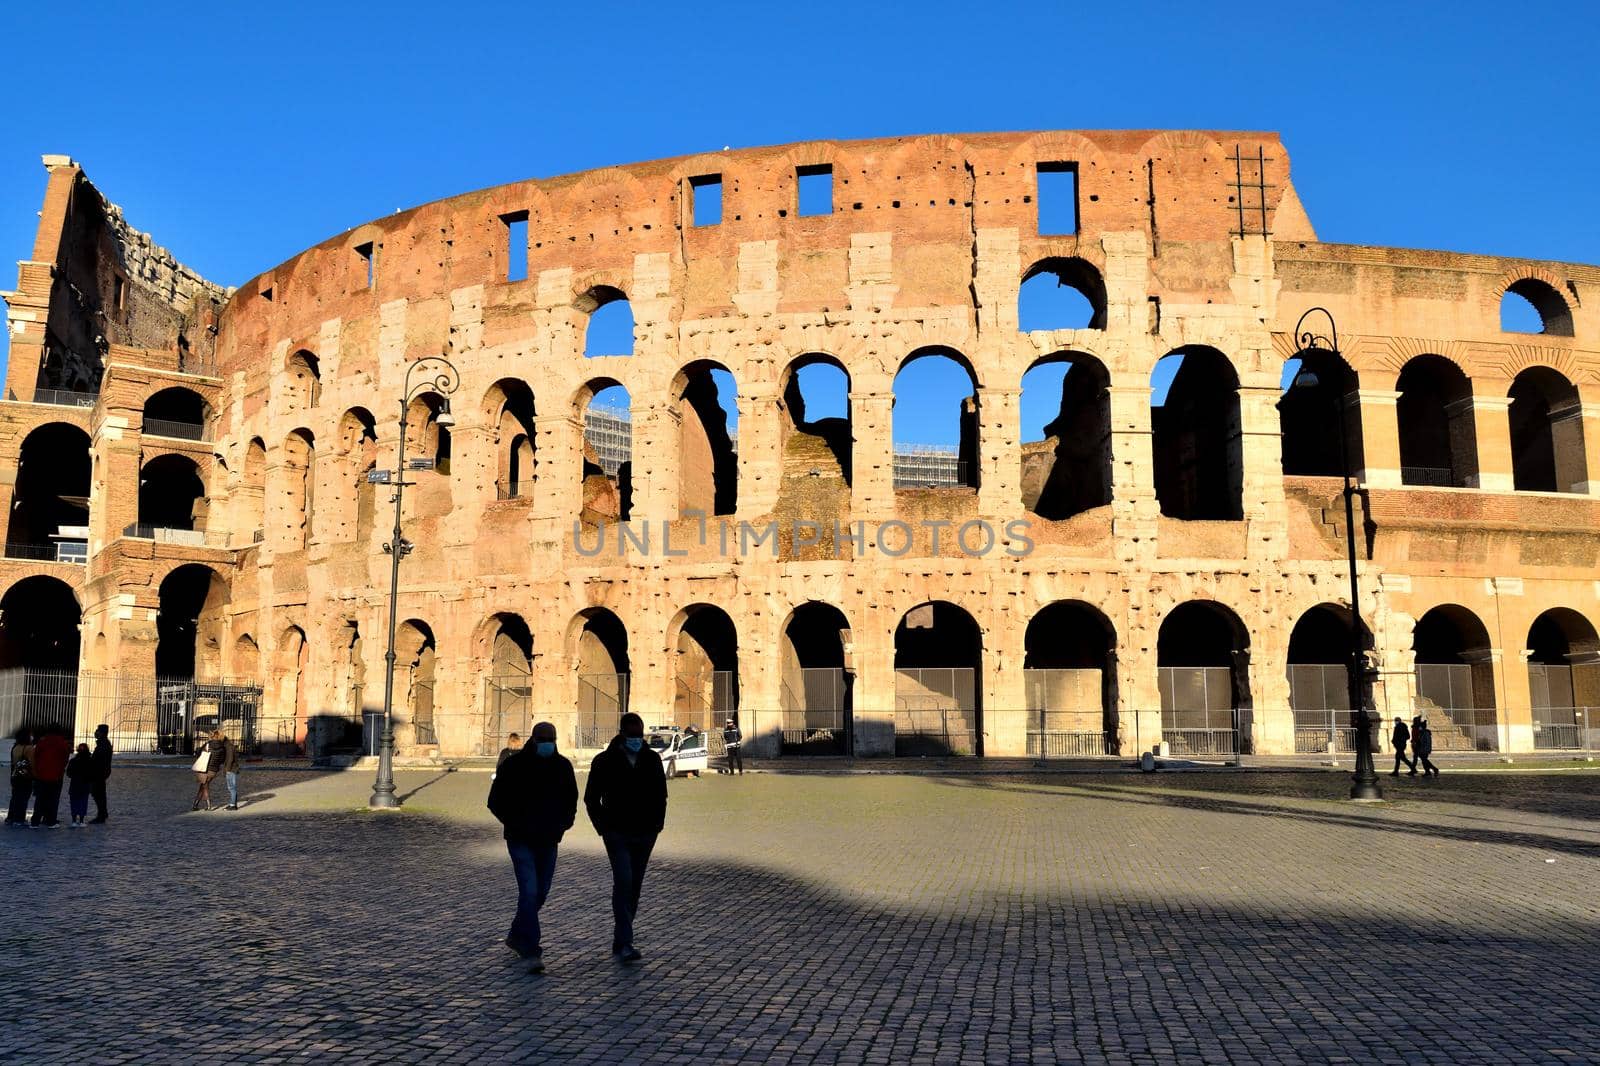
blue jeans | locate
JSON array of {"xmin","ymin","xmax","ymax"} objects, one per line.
[
  {"xmin": 506, "ymin": 841, "xmax": 558, "ymax": 953},
  {"xmin": 602, "ymin": 833, "xmax": 656, "ymax": 952},
  {"xmin": 226, "ymin": 772, "xmax": 239, "ymax": 806}
]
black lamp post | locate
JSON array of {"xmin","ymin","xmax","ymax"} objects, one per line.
[
  {"xmin": 1290, "ymin": 308, "xmax": 1382, "ymax": 801},
  {"xmin": 369, "ymin": 355, "xmax": 459, "ymax": 810}
]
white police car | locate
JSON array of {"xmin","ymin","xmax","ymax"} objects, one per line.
[{"xmin": 646, "ymin": 725, "xmax": 709, "ymax": 778}]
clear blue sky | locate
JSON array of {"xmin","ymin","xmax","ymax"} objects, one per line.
[{"xmin": 3, "ymin": 1, "xmax": 1595, "ymax": 445}]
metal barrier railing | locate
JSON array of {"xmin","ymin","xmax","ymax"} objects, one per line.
[
  {"xmin": 141, "ymin": 418, "xmax": 208, "ymax": 441},
  {"xmin": 121, "ymin": 523, "xmax": 231, "ymax": 548},
  {"xmin": 1532, "ymin": 707, "xmax": 1597, "ymax": 752},
  {"xmin": 29, "ymin": 388, "xmax": 98, "ymax": 409},
  {"xmin": 2, "ymin": 542, "xmax": 87, "ymax": 564},
  {"xmin": 1292, "ymin": 708, "xmax": 1381, "ymax": 754}
]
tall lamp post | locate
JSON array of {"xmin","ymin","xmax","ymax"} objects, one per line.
[
  {"xmin": 1290, "ymin": 308, "xmax": 1382, "ymax": 801},
  {"xmin": 369, "ymin": 355, "xmax": 459, "ymax": 809}
]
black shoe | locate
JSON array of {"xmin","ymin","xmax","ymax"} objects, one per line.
[
  {"xmin": 618, "ymin": 947, "xmax": 643, "ymax": 964},
  {"xmin": 527, "ymin": 953, "xmax": 545, "ymax": 974},
  {"xmin": 504, "ymin": 935, "xmax": 537, "ymax": 959},
  {"xmin": 225, "ymin": 805, "xmax": 239, "ymax": 811},
  {"xmin": 1407, "ymin": 771, "xmax": 1417, "ymax": 776}
]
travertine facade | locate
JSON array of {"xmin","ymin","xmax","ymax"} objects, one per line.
[{"xmin": 3, "ymin": 132, "xmax": 1598, "ymax": 759}]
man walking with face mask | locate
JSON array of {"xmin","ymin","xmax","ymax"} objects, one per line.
[
  {"xmin": 585, "ymin": 712, "xmax": 668, "ymax": 964},
  {"xmin": 487, "ymin": 720, "xmax": 577, "ymax": 973}
]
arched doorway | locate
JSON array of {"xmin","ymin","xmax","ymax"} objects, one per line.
[
  {"xmin": 894, "ymin": 601, "xmax": 982, "ymax": 755},
  {"xmin": 1526, "ymin": 608, "xmax": 1600, "ymax": 749},
  {"xmin": 138, "ymin": 454, "xmax": 206, "ymax": 534},
  {"xmin": 6, "ymin": 424, "xmax": 90, "ymax": 561},
  {"xmin": 1286, "ymin": 604, "xmax": 1374, "ymax": 753},
  {"xmin": 1020, "ymin": 353, "xmax": 1112, "ymax": 520},
  {"xmin": 1412, "ymin": 605, "xmax": 1498, "ymax": 750},
  {"xmin": 1509, "ymin": 367, "xmax": 1587, "ymax": 493},
  {"xmin": 0, "ymin": 576, "xmax": 82, "ymax": 735},
  {"xmin": 1151, "ymin": 348, "xmax": 1243, "ymax": 520},
  {"xmin": 483, "ymin": 612, "xmax": 534, "ymax": 753},
  {"xmin": 1158, "ymin": 601, "xmax": 1250, "ymax": 755},
  {"xmin": 1279, "ymin": 349, "xmax": 1363, "ymax": 477},
  {"xmin": 671, "ymin": 362, "xmax": 738, "ymax": 517},
  {"xmin": 779, "ymin": 602, "xmax": 853, "ymax": 755},
  {"xmin": 1397, "ymin": 356, "xmax": 1477, "ymax": 487},
  {"xmin": 669, "ymin": 604, "xmax": 738, "ymax": 732},
  {"xmin": 1023, "ymin": 601, "xmax": 1116, "ymax": 755},
  {"xmin": 577, "ymin": 381, "xmax": 632, "ymax": 523},
  {"xmin": 893, "ymin": 348, "xmax": 979, "ymax": 489},
  {"xmin": 396, "ymin": 620, "xmax": 438, "ymax": 748},
  {"xmin": 574, "ymin": 608, "xmax": 629, "ymax": 746}
]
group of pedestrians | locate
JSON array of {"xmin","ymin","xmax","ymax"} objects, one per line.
[
  {"xmin": 486, "ymin": 713, "xmax": 668, "ymax": 973},
  {"xmin": 8, "ymin": 723, "xmax": 113, "ymax": 827},
  {"xmin": 1390, "ymin": 715, "xmax": 1441, "ymax": 777}
]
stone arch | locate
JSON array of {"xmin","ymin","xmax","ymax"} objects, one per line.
[
  {"xmin": 894, "ymin": 600, "xmax": 983, "ymax": 755},
  {"xmin": 572, "ymin": 607, "xmax": 629, "ymax": 744},
  {"xmin": 142, "ymin": 386, "xmax": 210, "ymax": 440},
  {"xmin": 893, "ymin": 346, "xmax": 980, "ymax": 490},
  {"xmin": 273, "ymin": 623, "xmax": 311, "ymax": 741},
  {"xmin": 1526, "ymin": 608, "xmax": 1600, "ymax": 745},
  {"xmin": 671, "ymin": 360, "xmax": 738, "ymax": 517},
  {"xmin": 483, "ymin": 379, "xmax": 536, "ymax": 499},
  {"xmin": 242, "ymin": 437, "xmax": 267, "ymax": 540},
  {"xmin": 1018, "ymin": 257, "xmax": 1107, "ymax": 331},
  {"xmin": 778, "ymin": 353, "xmax": 852, "ymax": 490},
  {"xmin": 0, "ymin": 575, "xmax": 82, "ymax": 671},
  {"xmin": 1508, "ymin": 366, "xmax": 1587, "ymax": 493},
  {"xmin": 1412, "ymin": 604, "xmax": 1498, "ymax": 749},
  {"xmin": 479, "ymin": 611, "xmax": 534, "ymax": 748},
  {"xmin": 1279, "ymin": 347, "xmax": 1364, "ymax": 477},
  {"xmin": 1158, "ymin": 600, "xmax": 1251, "ymax": 752},
  {"xmin": 576, "ymin": 378, "xmax": 632, "ymax": 523},
  {"xmin": 286, "ymin": 349, "xmax": 322, "ymax": 409},
  {"xmin": 334, "ymin": 409, "xmax": 379, "ymax": 542},
  {"xmin": 667, "ymin": 603, "xmax": 739, "ymax": 729},
  {"xmin": 576, "ymin": 284, "xmax": 634, "ymax": 358},
  {"xmin": 396, "ymin": 619, "xmax": 438, "ymax": 746},
  {"xmin": 281, "ymin": 428, "xmax": 316, "ymax": 549},
  {"xmin": 7, "ymin": 422, "xmax": 90, "ymax": 553},
  {"xmin": 1396, "ymin": 355, "xmax": 1478, "ymax": 488},
  {"xmin": 1498, "ymin": 275, "xmax": 1575, "ymax": 337},
  {"xmin": 156, "ymin": 563, "xmax": 227, "ymax": 679},
  {"xmin": 138, "ymin": 453, "xmax": 206, "ymax": 532},
  {"xmin": 405, "ymin": 392, "xmax": 452, "ymax": 475},
  {"xmin": 232, "ymin": 633, "xmax": 260, "ymax": 680},
  {"xmin": 1151, "ymin": 347, "xmax": 1243, "ymax": 520},
  {"xmin": 778, "ymin": 601, "xmax": 854, "ymax": 754},
  {"xmin": 1286, "ymin": 602, "xmax": 1375, "ymax": 710},
  {"xmin": 1020, "ymin": 351, "xmax": 1111, "ymax": 520},
  {"xmin": 1023, "ymin": 600, "xmax": 1117, "ymax": 753}
]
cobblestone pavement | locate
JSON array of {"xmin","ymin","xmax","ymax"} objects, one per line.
[{"xmin": 4, "ymin": 764, "xmax": 1600, "ymax": 1064}]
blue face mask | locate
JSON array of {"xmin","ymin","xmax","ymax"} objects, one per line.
[
  {"xmin": 535, "ymin": 741, "xmax": 555, "ymax": 757},
  {"xmin": 623, "ymin": 736, "xmax": 643, "ymax": 753}
]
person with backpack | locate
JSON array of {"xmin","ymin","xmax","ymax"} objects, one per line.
[
  {"xmin": 90, "ymin": 723, "xmax": 113, "ymax": 823},
  {"xmin": 7, "ymin": 727, "xmax": 35, "ymax": 825},
  {"xmin": 1389, "ymin": 717, "xmax": 1414, "ymax": 776},
  {"xmin": 30, "ymin": 723, "xmax": 71, "ymax": 827}
]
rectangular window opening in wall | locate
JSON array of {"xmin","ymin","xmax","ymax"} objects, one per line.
[
  {"xmin": 501, "ymin": 211, "xmax": 529, "ymax": 282},
  {"xmin": 690, "ymin": 174, "xmax": 722, "ymax": 226},
  {"xmin": 355, "ymin": 242, "xmax": 375, "ymax": 288},
  {"xmin": 797, "ymin": 164, "xmax": 833, "ymax": 217},
  {"xmin": 1036, "ymin": 162, "xmax": 1079, "ymax": 235},
  {"xmin": 113, "ymin": 275, "xmax": 125, "ymax": 311}
]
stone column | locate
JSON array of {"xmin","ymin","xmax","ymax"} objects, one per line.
[
  {"xmin": 736, "ymin": 384, "xmax": 782, "ymax": 519},
  {"xmin": 1355, "ymin": 390, "xmax": 1402, "ymax": 487},
  {"xmin": 1107, "ymin": 374, "xmax": 1158, "ymax": 563},
  {"xmin": 1119, "ymin": 592, "xmax": 1162, "ymax": 756},
  {"xmin": 1468, "ymin": 395, "xmax": 1514, "ymax": 492},
  {"xmin": 1579, "ymin": 402, "xmax": 1600, "ymax": 494},
  {"xmin": 630, "ymin": 388, "xmax": 676, "ymax": 523},
  {"xmin": 1238, "ymin": 374, "xmax": 1288, "ymax": 560},
  {"xmin": 976, "ymin": 385, "xmax": 1021, "ymax": 521},
  {"xmin": 983, "ymin": 604, "xmax": 1028, "ymax": 756},
  {"xmin": 851, "ymin": 605, "xmax": 897, "ymax": 756},
  {"xmin": 530, "ymin": 414, "xmax": 582, "ymax": 535},
  {"xmin": 850, "ymin": 389, "xmax": 895, "ymax": 520}
]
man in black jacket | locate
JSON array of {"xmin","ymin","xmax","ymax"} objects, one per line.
[
  {"xmin": 584, "ymin": 712, "xmax": 667, "ymax": 964},
  {"xmin": 487, "ymin": 720, "xmax": 578, "ymax": 972},
  {"xmin": 90, "ymin": 724, "xmax": 113, "ymax": 823},
  {"xmin": 1389, "ymin": 717, "xmax": 1414, "ymax": 776}
]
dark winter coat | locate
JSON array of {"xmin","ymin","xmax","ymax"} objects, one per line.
[
  {"xmin": 487, "ymin": 748, "xmax": 578, "ymax": 846},
  {"xmin": 92, "ymin": 737, "xmax": 113, "ymax": 781},
  {"xmin": 221, "ymin": 737, "xmax": 241, "ymax": 774},
  {"xmin": 66, "ymin": 752, "xmax": 94, "ymax": 797},
  {"xmin": 1414, "ymin": 726, "xmax": 1433, "ymax": 758},
  {"xmin": 722, "ymin": 725, "xmax": 743, "ymax": 750},
  {"xmin": 1391, "ymin": 721, "xmax": 1410, "ymax": 749},
  {"xmin": 584, "ymin": 737, "xmax": 668, "ymax": 838}
]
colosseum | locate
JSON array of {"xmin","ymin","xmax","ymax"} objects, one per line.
[{"xmin": 1, "ymin": 131, "xmax": 1597, "ymax": 763}]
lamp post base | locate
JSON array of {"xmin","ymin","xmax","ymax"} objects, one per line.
[
  {"xmin": 369, "ymin": 724, "xmax": 401, "ymax": 810},
  {"xmin": 368, "ymin": 788, "xmax": 400, "ymax": 810}
]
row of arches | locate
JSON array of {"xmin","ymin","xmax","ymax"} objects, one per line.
[{"xmin": 1, "ymin": 569, "xmax": 1592, "ymax": 755}]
